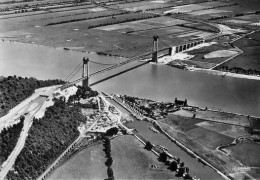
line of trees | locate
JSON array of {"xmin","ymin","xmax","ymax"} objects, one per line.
[
  {"xmin": 103, "ymin": 137, "xmax": 114, "ymax": 180},
  {"xmin": 158, "ymin": 151, "xmax": 192, "ymax": 179},
  {"xmin": 46, "ymin": 11, "xmax": 129, "ymax": 26},
  {"xmin": 88, "ymin": 13, "xmax": 159, "ymax": 29},
  {"xmin": 217, "ymin": 66, "xmax": 260, "ymax": 76},
  {"xmin": 0, "ymin": 76, "xmax": 65, "ymax": 118}
]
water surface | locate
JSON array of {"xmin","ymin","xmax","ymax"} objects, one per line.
[{"xmin": 1, "ymin": 41, "xmax": 259, "ymax": 117}]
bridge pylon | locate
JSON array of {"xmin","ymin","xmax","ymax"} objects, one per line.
[
  {"xmin": 152, "ymin": 35, "xmax": 159, "ymax": 63},
  {"xmin": 82, "ymin": 57, "xmax": 89, "ymax": 88}
]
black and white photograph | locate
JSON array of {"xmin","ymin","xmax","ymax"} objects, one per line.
[{"xmin": 0, "ymin": 0, "xmax": 260, "ymax": 179}]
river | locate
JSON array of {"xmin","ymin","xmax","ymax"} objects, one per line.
[{"xmin": 1, "ymin": 41, "xmax": 259, "ymax": 116}]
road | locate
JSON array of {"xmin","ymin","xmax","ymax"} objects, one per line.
[{"xmin": 0, "ymin": 86, "xmax": 58, "ymax": 179}]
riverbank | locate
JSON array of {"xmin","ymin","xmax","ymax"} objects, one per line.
[
  {"xmin": 192, "ymin": 68, "xmax": 260, "ymax": 80},
  {"xmin": 0, "ymin": 40, "xmax": 127, "ymax": 59}
]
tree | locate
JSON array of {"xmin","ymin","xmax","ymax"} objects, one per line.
[
  {"xmin": 183, "ymin": 173, "xmax": 192, "ymax": 179},
  {"xmin": 159, "ymin": 152, "xmax": 168, "ymax": 162},
  {"xmin": 169, "ymin": 161, "xmax": 178, "ymax": 171},
  {"xmin": 144, "ymin": 141, "xmax": 153, "ymax": 150},
  {"xmin": 105, "ymin": 127, "xmax": 118, "ymax": 136},
  {"xmin": 105, "ymin": 157, "xmax": 113, "ymax": 167},
  {"xmin": 107, "ymin": 167, "xmax": 114, "ymax": 179},
  {"xmin": 176, "ymin": 167, "xmax": 185, "ymax": 177}
]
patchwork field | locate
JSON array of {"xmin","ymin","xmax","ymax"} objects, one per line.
[{"xmin": 158, "ymin": 109, "xmax": 260, "ymax": 179}]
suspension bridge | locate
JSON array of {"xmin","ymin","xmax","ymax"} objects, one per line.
[{"xmin": 59, "ymin": 35, "xmax": 205, "ymax": 90}]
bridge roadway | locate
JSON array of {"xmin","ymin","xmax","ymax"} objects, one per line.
[
  {"xmin": 90, "ymin": 60, "xmax": 150, "ymax": 87},
  {"xmin": 37, "ymin": 113, "xmax": 103, "ymax": 180},
  {"xmin": 60, "ymin": 50, "xmax": 157, "ymax": 89}
]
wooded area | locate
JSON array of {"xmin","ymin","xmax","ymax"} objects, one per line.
[{"xmin": 0, "ymin": 76, "xmax": 64, "ymax": 118}]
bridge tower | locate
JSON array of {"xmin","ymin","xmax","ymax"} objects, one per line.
[
  {"xmin": 152, "ymin": 35, "xmax": 159, "ymax": 63},
  {"xmin": 82, "ymin": 57, "xmax": 89, "ymax": 88}
]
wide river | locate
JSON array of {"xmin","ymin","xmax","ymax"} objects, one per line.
[{"xmin": 1, "ymin": 41, "xmax": 259, "ymax": 116}]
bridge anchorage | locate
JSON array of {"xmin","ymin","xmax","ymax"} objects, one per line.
[{"xmin": 82, "ymin": 57, "xmax": 89, "ymax": 88}]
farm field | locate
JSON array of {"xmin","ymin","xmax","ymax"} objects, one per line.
[
  {"xmin": 1, "ymin": 9, "xmax": 196, "ymax": 58},
  {"xmin": 227, "ymin": 142, "xmax": 260, "ymax": 179},
  {"xmin": 130, "ymin": 26, "xmax": 195, "ymax": 38},
  {"xmin": 158, "ymin": 110, "xmax": 260, "ymax": 179},
  {"xmin": 188, "ymin": 43, "xmax": 234, "ymax": 60},
  {"xmin": 196, "ymin": 121, "xmax": 250, "ymax": 138},
  {"xmin": 187, "ymin": 9, "xmax": 231, "ymax": 16},
  {"xmin": 220, "ymin": 32, "xmax": 260, "ymax": 71},
  {"xmin": 228, "ymin": 142, "xmax": 260, "ymax": 167},
  {"xmin": 111, "ymin": 135, "xmax": 175, "ymax": 179},
  {"xmin": 48, "ymin": 143, "xmax": 107, "ymax": 180},
  {"xmin": 187, "ymin": 126, "xmax": 233, "ymax": 149},
  {"xmin": 160, "ymin": 114, "xmax": 203, "ymax": 132},
  {"xmin": 233, "ymin": 14, "xmax": 260, "ymax": 21},
  {"xmin": 96, "ymin": 17, "xmax": 189, "ymax": 32},
  {"xmin": 1, "ymin": 0, "xmax": 259, "ymax": 68},
  {"xmin": 0, "ymin": 0, "xmax": 73, "ymax": 9},
  {"xmin": 110, "ymin": 1, "xmax": 174, "ymax": 11},
  {"xmin": 0, "ymin": 5, "xmax": 98, "ymax": 20},
  {"xmin": 194, "ymin": 110, "xmax": 251, "ymax": 127},
  {"xmin": 0, "ymin": 5, "xmax": 110, "ymax": 32},
  {"xmin": 162, "ymin": 1, "xmax": 231, "ymax": 14},
  {"xmin": 214, "ymin": 6, "xmax": 253, "ymax": 15}
]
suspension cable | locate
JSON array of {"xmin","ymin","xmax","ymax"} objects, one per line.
[
  {"xmin": 68, "ymin": 66, "xmax": 82, "ymax": 82},
  {"xmin": 64, "ymin": 61, "xmax": 83, "ymax": 81}
]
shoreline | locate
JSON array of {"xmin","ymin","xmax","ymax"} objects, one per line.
[
  {"xmin": 192, "ymin": 68, "xmax": 260, "ymax": 81},
  {"xmin": 0, "ymin": 39, "xmax": 127, "ymax": 59}
]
